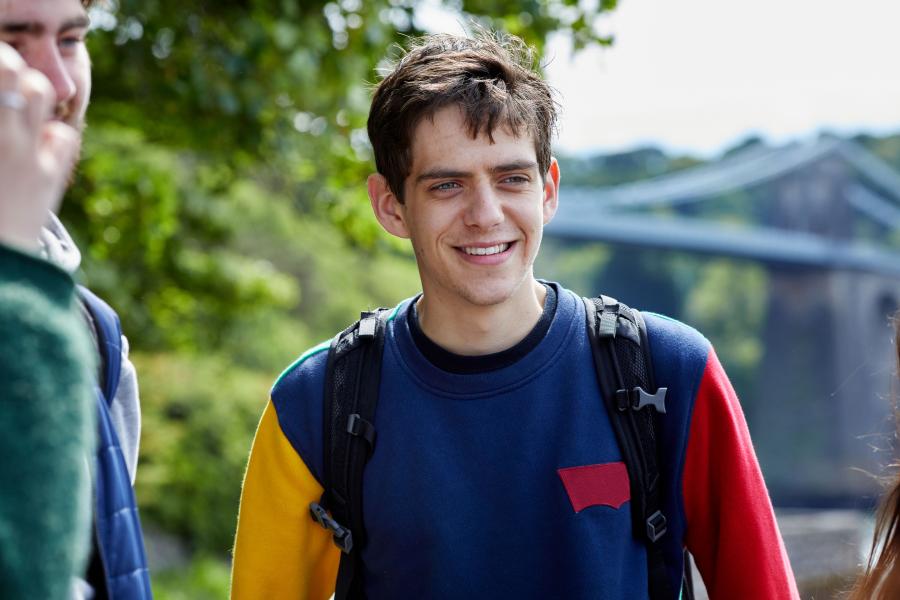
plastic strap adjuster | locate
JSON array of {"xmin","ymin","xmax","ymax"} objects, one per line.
[
  {"xmin": 598, "ymin": 309, "xmax": 619, "ymax": 338},
  {"xmin": 615, "ymin": 387, "xmax": 668, "ymax": 414},
  {"xmin": 347, "ymin": 413, "xmax": 377, "ymax": 447},
  {"xmin": 358, "ymin": 314, "xmax": 378, "ymax": 339},
  {"xmin": 633, "ymin": 387, "xmax": 667, "ymax": 414},
  {"xmin": 310, "ymin": 502, "xmax": 354, "ymax": 553},
  {"xmin": 646, "ymin": 510, "xmax": 668, "ymax": 543}
]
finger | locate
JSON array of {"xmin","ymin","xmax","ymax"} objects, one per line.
[
  {"xmin": 19, "ymin": 68, "xmax": 55, "ymax": 137},
  {"xmin": 39, "ymin": 122, "xmax": 80, "ymax": 213},
  {"xmin": 0, "ymin": 42, "xmax": 26, "ymax": 90},
  {"xmin": 0, "ymin": 43, "xmax": 25, "ymax": 127}
]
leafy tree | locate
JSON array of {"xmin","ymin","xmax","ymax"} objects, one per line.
[{"xmin": 684, "ymin": 259, "xmax": 768, "ymax": 402}]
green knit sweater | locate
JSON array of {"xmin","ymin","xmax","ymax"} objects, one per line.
[{"xmin": 0, "ymin": 243, "xmax": 95, "ymax": 599}]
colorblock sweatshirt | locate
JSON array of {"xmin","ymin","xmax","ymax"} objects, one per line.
[{"xmin": 231, "ymin": 283, "xmax": 799, "ymax": 599}]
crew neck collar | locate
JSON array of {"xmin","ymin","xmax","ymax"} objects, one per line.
[{"xmin": 407, "ymin": 283, "xmax": 558, "ymax": 374}]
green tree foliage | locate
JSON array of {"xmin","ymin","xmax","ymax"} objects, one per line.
[
  {"xmin": 65, "ymin": 126, "xmax": 300, "ymax": 351},
  {"xmin": 536, "ymin": 239, "xmax": 611, "ymax": 294},
  {"xmin": 153, "ymin": 555, "xmax": 231, "ymax": 599},
  {"xmin": 133, "ymin": 352, "xmax": 270, "ymax": 553},
  {"xmin": 684, "ymin": 259, "xmax": 768, "ymax": 400}
]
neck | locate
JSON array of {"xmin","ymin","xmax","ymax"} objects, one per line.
[{"xmin": 416, "ymin": 279, "xmax": 547, "ymax": 356}]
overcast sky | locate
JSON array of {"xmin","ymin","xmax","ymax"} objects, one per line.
[{"xmin": 543, "ymin": 0, "xmax": 900, "ymax": 157}]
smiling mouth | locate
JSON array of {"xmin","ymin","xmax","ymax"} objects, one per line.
[{"xmin": 461, "ymin": 242, "xmax": 511, "ymax": 256}]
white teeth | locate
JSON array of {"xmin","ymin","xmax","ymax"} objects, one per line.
[{"xmin": 463, "ymin": 243, "xmax": 510, "ymax": 256}]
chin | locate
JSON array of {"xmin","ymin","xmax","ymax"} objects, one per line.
[
  {"xmin": 454, "ymin": 278, "xmax": 523, "ymax": 307},
  {"xmin": 459, "ymin": 291, "xmax": 510, "ymax": 307}
]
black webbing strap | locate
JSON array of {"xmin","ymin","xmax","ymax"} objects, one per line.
[
  {"xmin": 583, "ymin": 296, "xmax": 676, "ymax": 600},
  {"xmin": 314, "ymin": 308, "xmax": 391, "ymax": 600}
]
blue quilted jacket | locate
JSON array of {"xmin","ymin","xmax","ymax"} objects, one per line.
[{"xmin": 79, "ymin": 287, "xmax": 153, "ymax": 599}]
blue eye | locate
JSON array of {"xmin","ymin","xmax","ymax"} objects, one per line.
[
  {"xmin": 502, "ymin": 175, "xmax": 528, "ymax": 184},
  {"xmin": 432, "ymin": 181, "xmax": 461, "ymax": 191}
]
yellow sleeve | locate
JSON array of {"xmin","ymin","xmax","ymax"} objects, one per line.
[{"xmin": 231, "ymin": 400, "xmax": 339, "ymax": 599}]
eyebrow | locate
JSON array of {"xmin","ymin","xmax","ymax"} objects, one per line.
[
  {"xmin": 490, "ymin": 160, "xmax": 538, "ymax": 174},
  {"xmin": 416, "ymin": 161, "xmax": 539, "ymax": 184},
  {"xmin": 416, "ymin": 169, "xmax": 470, "ymax": 183},
  {"xmin": 0, "ymin": 15, "xmax": 90, "ymax": 36}
]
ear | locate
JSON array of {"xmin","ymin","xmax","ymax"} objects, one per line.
[
  {"xmin": 542, "ymin": 157, "xmax": 561, "ymax": 225},
  {"xmin": 368, "ymin": 173, "xmax": 410, "ymax": 239}
]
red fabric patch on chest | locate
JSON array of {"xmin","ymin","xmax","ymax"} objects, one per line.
[{"xmin": 557, "ymin": 462, "xmax": 631, "ymax": 512}]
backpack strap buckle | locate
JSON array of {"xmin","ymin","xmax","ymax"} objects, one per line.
[
  {"xmin": 646, "ymin": 510, "xmax": 668, "ymax": 543},
  {"xmin": 615, "ymin": 387, "xmax": 668, "ymax": 414},
  {"xmin": 310, "ymin": 502, "xmax": 354, "ymax": 553},
  {"xmin": 634, "ymin": 386, "xmax": 667, "ymax": 414},
  {"xmin": 347, "ymin": 413, "xmax": 377, "ymax": 447}
]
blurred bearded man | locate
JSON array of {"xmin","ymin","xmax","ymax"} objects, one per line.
[{"xmin": 0, "ymin": 1, "xmax": 152, "ymax": 598}]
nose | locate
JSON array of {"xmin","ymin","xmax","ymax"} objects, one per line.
[
  {"xmin": 463, "ymin": 183, "xmax": 504, "ymax": 229},
  {"xmin": 30, "ymin": 43, "xmax": 76, "ymax": 106}
]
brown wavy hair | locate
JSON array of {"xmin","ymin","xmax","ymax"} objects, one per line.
[
  {"xmin": 367, "ymin": 29, "xmax": 558, "ymax": 203},
  {"xmin": 848, "ymin": 320, "xmax": 900, "ymax": 599}
]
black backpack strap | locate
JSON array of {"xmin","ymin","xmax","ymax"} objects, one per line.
[
  {"xmin": 583, "ymin": 296, "xmax": 677, "ymax": 600},
  {"xmin": 310, "ymin": 307, "xmax": 391, "ymax": 600}
]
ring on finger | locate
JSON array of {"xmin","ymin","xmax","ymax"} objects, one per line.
[{"xmin": 0, "ymin": 90, "xmax": 26, "ymax": 111}]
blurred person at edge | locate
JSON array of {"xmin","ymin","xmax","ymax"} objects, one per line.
[
  {"xmin": 849, "ymin": 320, "xmax": 900, "ymax": 600},
  {"xmin": 0, "ymin": 1, "xmax": 153, "ymax": 599},
  {"xmin": 0, "ymin": 12, "xmax": 91, "ymax": 600}
]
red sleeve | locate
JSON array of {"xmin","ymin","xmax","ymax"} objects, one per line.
[{"xmin": 682, "ymin": 348, "xmax": 799, "ymax": 599}]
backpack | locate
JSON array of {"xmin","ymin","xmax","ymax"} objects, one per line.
[{"xmin": 309, "ymin": 295, "xmax": 694, "ymax": 600}]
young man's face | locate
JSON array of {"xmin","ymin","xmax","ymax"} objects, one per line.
[
  {"xmin": 0, "ymin": 0, "xmax": 91, "ymax": 131},
  {"xmin": 373, "ymin": 105, "xmax": 559, "ymax": 309}
]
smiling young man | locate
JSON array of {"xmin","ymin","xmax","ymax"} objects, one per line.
[
  {"xmin": 0, "ymin": 1, "xmax": 152, "ymax": 598},
  {"xmin": 231, "ymin": 31, "xmax": 799, "ymax": 599}
]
